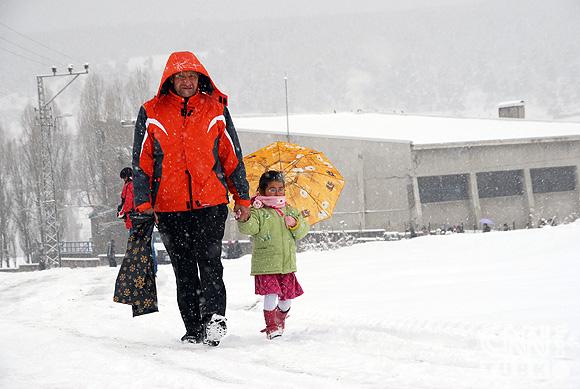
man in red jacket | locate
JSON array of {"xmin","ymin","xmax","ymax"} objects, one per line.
[{"xmin": 132, "ymin": 51, "xmax": 250, "ymax": 346}]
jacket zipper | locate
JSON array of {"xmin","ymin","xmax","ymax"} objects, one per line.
[
  {"xmin": 181, "ymin": 98, "xmax": 188, "ymax": 118},
  {"xmin": 181, "ymin": 97, "xmax": 194, "ymax": 209},
  {"xmin": 185, "ymin": 170, "xmax": 193, "ymax": 209}
]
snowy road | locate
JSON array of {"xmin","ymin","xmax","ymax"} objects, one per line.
[{"xmin": 2, "ymin": 223, "xmax": 580, "ymax": 388}]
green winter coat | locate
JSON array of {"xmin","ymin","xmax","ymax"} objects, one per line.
[{"xmin": 237, "ymin": 205, "xmax": 309, "ymax": 275}]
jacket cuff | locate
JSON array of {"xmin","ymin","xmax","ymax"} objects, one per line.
[
  {"xmin": 135, "ymin": 202, "xmax": 153, "ymax": 213},
  {"xmin": 288, "ymin": 220, "xmax": 300, "ymax": 231},
  {"xmin": 235, "ymin": 198, "xmax": 251, "ymax": 208}
]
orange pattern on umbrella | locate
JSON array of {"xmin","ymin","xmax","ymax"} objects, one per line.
[{"xmin": 237, "ymin": 141, "xmax": 345, "ymax": 225}]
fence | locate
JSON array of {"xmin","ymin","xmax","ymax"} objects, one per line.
[{"xmin": 59, "ymin": 241, "xmax": 94, "ymax": 255}]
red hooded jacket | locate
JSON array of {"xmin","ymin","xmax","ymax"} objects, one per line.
[
  {"xmin": 120, "ymin": 180, "xmax": 134, "ymax": 229},
  {"xmin": 132, "ymin": 51, "xmax": 250, "ymax": 212}
]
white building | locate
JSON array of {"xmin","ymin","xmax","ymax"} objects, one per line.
[{"xmin": 228, "ymin": 112, "xmax": 580, "ymax": 235}]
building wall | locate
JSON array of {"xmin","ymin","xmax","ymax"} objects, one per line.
[
  {"xmin": 479, "ymin": 196, "xmax": 528, "ymax": 228},
  {"xmin": 534, "ymin": 191, "xmax": 579, "ymax": 223},
  {"xmin": 228, "ymin": 132, "xmax": 580, "ymax": 237},
  {"xmin": 412, "ymin": 138, "xmax": 580, "ymax": 228},
  {"xmin": 499, "ymin": 105, "xmax": 525, "ymax": 119},
  {"xmin": 414, "ymin": 139, "xmax": 580, "ymax": 175},
  {"xmin": 420, "ymin": 200, "xmax": 473, "ymax": 228},
  {"xmin": 224, "ymin": 131, "xmax": 414, "ymax": 238}
]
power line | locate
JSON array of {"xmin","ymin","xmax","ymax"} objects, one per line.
[
  {"xmin": 0, "ymin": 45, "xmax": 51, "ymax": 66},
  {"xmin": 0, "ymin": 20, "xmax": 79, "ymax": 63},
  {"xmin": 0, "ymin": 36, "xmax": 59, "ymax": 64}
]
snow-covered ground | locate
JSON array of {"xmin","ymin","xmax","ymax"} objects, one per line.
[{"xmin": 1, "ymin": 222, "xmax": 579, "ymax": 388}]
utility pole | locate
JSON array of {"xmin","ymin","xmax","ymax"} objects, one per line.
[
  {"xmin": 36, "ymin": 63, "xmax": 89, "ymax": 269},
  {"xmin": 284, "ymin": 75, "xmax": 290, "ymax": 141}
]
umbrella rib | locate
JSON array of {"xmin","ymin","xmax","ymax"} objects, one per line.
[
  {"xmin": 282, "ymin": 153, "xmax": 344, "ymax": 180},
  {"xmin": 255, "ymin": 161, "xmax": 271, "ymax": 171}
]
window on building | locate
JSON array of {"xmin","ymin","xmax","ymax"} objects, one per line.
[
  {"xmin": 477, "ymin": 170, "xmax": 524, "ymax": 198},
  {"xmin": 418, "ymin": 174, "xmax": 470, "ymax": 203},
  {"xmin": 531, "ymin": 166, "xmax": 577, "ymax": 193}
]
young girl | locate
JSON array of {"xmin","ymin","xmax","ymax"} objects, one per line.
[{"xmin": 238, "ymin": 170, "xmax": 309, "ymax": 339}]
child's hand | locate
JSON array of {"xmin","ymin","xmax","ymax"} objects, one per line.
[
  {"xmin": 235, "ymin": 204, "xmax": 250, "ymax": 222},
  {"xmin": 284, "ymin": 215, "xmax": 297, "ymax": 228}
]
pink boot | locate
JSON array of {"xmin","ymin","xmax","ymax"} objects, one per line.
[
  {"xmin": 261, "ymin": 310, "xmax": 282, "ymax": 340},
  {"xmin": 275, "ymin": 307, "xmax": 290, "ymax": 333}
]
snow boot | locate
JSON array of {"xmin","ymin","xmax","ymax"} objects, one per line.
[
  {"xmin": 180, "ymin": 331, "xmax": 203, "ymax": 344},
  {"xmin": 275, "ymin": 307, "xmax": 290, "ymax": 333},
  {"xmin": 261, "ymin": 310, "xmax": 282, "ymax": 340},
  {"xmin": 204, "ymin": 314, "xmax": 227, "ymax": 347}
]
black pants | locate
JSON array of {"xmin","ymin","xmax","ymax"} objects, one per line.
[{"xmin": 157, "ymin": 205, "xmax": 228, "ymax": 335}]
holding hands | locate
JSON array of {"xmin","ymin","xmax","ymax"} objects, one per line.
[
  {"xmin": 235, "ymin": 204, "xmax": 251, "ymax": 222},
  {"xmin": 284, "ymin": 215, "xmax": 297, "ymax": 228}
]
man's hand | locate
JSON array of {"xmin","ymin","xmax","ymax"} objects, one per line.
[
  {"xmin": 141, "ymin": 207, "xmax": 158, "ymax": 224},
  {"xmin": 234, "ymin": 204, "xmax": 250, "ymax": 222}
]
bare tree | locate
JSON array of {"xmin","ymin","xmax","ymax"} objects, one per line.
[
  {"xmin": 51, "ymin": 106, "xmax": 74, "ymax": 235},
  {"xmin": 76, "ymin": 74, "xmax": 134, "ymax": 211},
  {"xmin": 105, "ymin": 76, "xmax": 125, "ymax": 122},
  {"xmin": 124, "ymin": 67, "xmax": 152, "ymax": 117},
  {"xmin": 0, "ymin": 124, "xmax": 14, "ymax": 267},
  {"xmin": 20, "ymin": 106, "xmax": 44, "ymax": 244},
  {"xmin": 77, "ymin": 74, "xmax": 108, "ymax": 206},
  {"xmin": 7, "ymin": 139, "xmax": 36, "ymax": 263}
]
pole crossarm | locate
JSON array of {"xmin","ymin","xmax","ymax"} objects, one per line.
[{"xmin": 41, "ymin": 74, "xmax": 80, "ymax": 108}]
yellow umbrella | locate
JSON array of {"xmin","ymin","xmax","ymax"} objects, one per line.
[{"xmin": 237, "ymin": 141, "xmax": 345, "ymax": 225}]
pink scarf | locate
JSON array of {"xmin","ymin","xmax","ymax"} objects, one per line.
[{"xmin": 252, "ymin": 195, "xmax": 286, "ymax": 209}]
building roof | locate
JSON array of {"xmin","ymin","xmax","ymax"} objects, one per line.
[
  {"xmin": 498, "ymin": 100, "xmax": 525, "ymax": 108},
  {"xmin": 234, "ymin": 112, "xmax": 580, "ymax": 145}
]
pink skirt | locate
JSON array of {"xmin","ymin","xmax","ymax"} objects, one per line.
[{"xmin": 254, "ymin": 273, "xmax": 304, "ymax": 300}]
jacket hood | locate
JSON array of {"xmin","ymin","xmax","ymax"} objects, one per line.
[{"xmin": 157, "ymin": 51, "xmax": 228, "ymax": 105}]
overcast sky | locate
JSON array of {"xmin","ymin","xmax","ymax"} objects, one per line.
[
  {"xmin": 0, "ymin": 0, "xmax": 471, "ymax": 32},
  {"xmin": 0, "ymin": 0, "xmax": 578, "ymax": 135}
]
